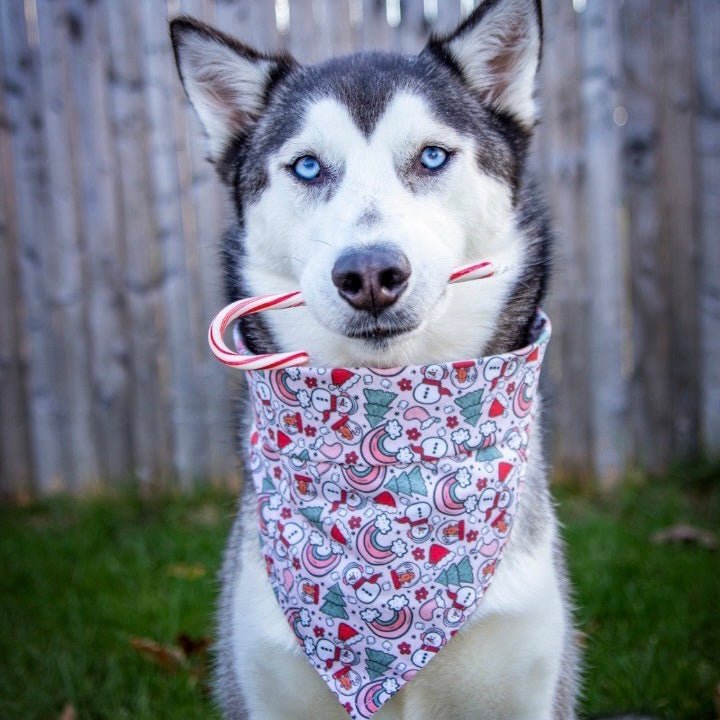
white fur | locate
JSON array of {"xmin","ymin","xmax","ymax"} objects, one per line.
[
  {"xmin": 445, "ymin": 0, "xmax": 541, "ymax": 126},
  {"xmin": 241, "ymin": 93, "xmax": 524, "ymax": 367},
  {"xmin": 174, "ymin": 30, "xmax": 275, "ymax": 159}
]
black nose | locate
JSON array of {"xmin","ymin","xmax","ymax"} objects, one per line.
[
  {"xmin": 332, "ymin": 245, "xmax": 412, "ymax": 315},
  {"xmin": 331, "ymin": 246, "xmax": 411, "ymax": 314}
]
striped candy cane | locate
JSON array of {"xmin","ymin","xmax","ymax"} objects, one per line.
[{"xmin": 208, "ymin": 260, "xmax": 512, "ymax": 370}]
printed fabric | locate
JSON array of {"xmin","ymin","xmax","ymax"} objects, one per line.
[{"xmin": 243, "ymin": 311, "xmax": 551, "ymax": 718}]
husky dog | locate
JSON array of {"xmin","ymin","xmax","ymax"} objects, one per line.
[{"xmin": 171, "ymin": 0, "xmax": 578, "ymax": 717}]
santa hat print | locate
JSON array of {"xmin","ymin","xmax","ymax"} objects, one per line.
[
  {"xmin": 373, "ymin": 491, "xmax": 397, "ymax": 509},
  {"xmin": 498, "ymin": 461, "xmax": 514, "ymax": 483},
  {"xmin": 330, "ymin": 523, "xmax": 349, "ymax": 546},
  {"xmin": 276, "ymin": 430, "xmax": 294, "ymax": 452},
  {"xmin": 337, "ymin": 623, "xmax": 361, "ymax": 645},
  {"xmin": 428, "ymin": 543, "xmax": 451, "ymax": 566},
  {"xmin": 330, "ymin": 368, "xmax": 359, "ymax": 391}
]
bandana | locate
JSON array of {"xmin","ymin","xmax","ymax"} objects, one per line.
[{"xmin": 243, "ymin": 311, "xmax": 550, "ymax": 718}]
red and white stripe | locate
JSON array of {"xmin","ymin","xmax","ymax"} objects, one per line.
[{"xmin": 208, "ymin": 260, "xmax": 512, "ymax": 370}]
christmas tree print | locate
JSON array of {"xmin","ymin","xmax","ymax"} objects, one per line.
[
  {"xmin": 436, "ymin": 557, "xmax": 474, "ymax": 587},
  {"xmin": 363, "ymin": 389, "xmax": 397, "ymax": 428},
  {"xmin": 455, "ymin": 389, "xmax": 485, "ymax": 427},
  {"xmin": 385, "ymin": 467, "xmax": 427, "ymax": 496},
  {"xmin": 475, "ymin": 445, "xmax": 502, "ymax": 462},
  {"xmin": 261, "ymin": 475, "xmax": 275, "ymax": 493},
  {"xmin": 365, "ymin": 648, "xmax": 396, "ymax": 680},
  {"xmin": 300, "ymin": 506, "xmax": 324, "ymax": 531},
  {"xmin": 320, "ymin": 583, "xmax": 349, "ymax": 620}
]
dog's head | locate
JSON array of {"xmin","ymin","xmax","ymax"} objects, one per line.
[{"xmin": 171, "ymin": 0, "xmax": 546, "ymax": 367}]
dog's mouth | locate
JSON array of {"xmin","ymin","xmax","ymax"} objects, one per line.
[{"xmin": 342, "ymin": 313, "xmax": 420, "ymax": 344}]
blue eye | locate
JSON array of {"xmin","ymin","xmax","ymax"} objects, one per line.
[
  {"xmin": 420, "ymin": 146, "xmax": 448, "ymax": 170},
  {"xmin": 293, "ymin": 155, "xmax": 321, "ymax": 181}
]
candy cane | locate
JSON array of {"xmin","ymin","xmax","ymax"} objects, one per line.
[{"xmin": 208, "ymin": 260, "xmax": 513, "ymax": 370}]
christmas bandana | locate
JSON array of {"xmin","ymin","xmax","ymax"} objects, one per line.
[{"xmin": 244, "ymin": 311, "xmax": 551, "ymax": 718}]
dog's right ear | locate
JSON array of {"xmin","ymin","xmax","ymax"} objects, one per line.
[{"xmin": 170, "ymin": 16, "xmax": 297, "ymax": 162}]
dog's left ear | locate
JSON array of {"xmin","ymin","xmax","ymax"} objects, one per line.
[{"xmin": 425, "ymin": 0, "xmax": 542, "ymax": 127}]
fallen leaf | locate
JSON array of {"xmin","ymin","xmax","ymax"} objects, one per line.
[
  {"xmin": 650, "ymin": 524, "xmax": 717, "ymax": 550},
  {"xmin": 166, "ymin": 563, "xmax": 207, "ymax": 580},
  {"xmin": 176, "ymin": 633, "xmax": 212, "ymax": 657},
  {"xmin": 59, "ymin": 703, "xmax": 76, "ymax": 720},
  {"xmin": 130, "ymin": 637, "xmax": 185, "ymax": 672}
]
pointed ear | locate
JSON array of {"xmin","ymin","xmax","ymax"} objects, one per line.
[
  {"xmin": 425, "ymin": 0, "xmax": 542, "ymax": 127},
  {"xmin": 170, "ymin": 16, "xmax": 297, "ymax": 161}
]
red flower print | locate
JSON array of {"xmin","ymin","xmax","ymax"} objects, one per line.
[
  {"xmin": 344, "ymin": 703, "xmax": 353, "ymax": 714},
  {"xmin": 506, "ymin": 382, "xmax": 516, "ymax": 394},
  {"xmin": 398, "ymin": 378, "xmax": 412, "ymax": 391},
  {"xmin": 293, "ymin": 557, "xmax": 301, "ymax": 570},
  {"xmin": 415, "ymin": 587, "xmax": 428, "ymax": 601},
  {"xmin": 313, "ymin": 626, "xmax": 325, "ymax": 638},
  {"xmin": 406, "ymin": 428, "xmax": 421, "ymax": 441},
  {"xmin": 476, "ymin": 478, "xmax": 488, "ymax": 491},
  {"xmin": 281, "ymin": 507, "xmax": 292, "ymax": 520},
  {"xmin": 446, "ymin": 415, "xmax": 458, "ymax": 428},
  {"xmin": 305, "ymin": 377, "xmax": 318, "ymax": 388},
  {"xmin": 349, "ymin": 516, "xmax": 362, "ymax": 530},
  {"xmin": 304, "ymin": 425, "xmax": 317, "ymax": 437},
  {"xmin": 412, "ymin": 547, "xmax": 425, "ymax": 561},
  {"xmin": 273, "ymin": 467, "xmax": 282, "ymax": 479},
  {"xmin": 398, "ymin": 642, "xmax": 411, "ymax": 655},
  {"xmin": 345, "ymin": 451, "xmax": 358, "ymax": 465},
  {"xmin": 466, "ymin": 530, "xmax": 479, "ymax": 542}
]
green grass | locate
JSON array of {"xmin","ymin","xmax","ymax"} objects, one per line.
[{"xmin": 0, "ymin": 467, "xmax": 718, "ymax": 720}]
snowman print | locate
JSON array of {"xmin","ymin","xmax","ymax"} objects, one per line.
[
  {"xmin": 396, "ymin": 501, "xmax": 433, "ymax": 541},
  {"xmin": 309, "ymin": 390, "xmax": 363, "ymax": 444},
  {"xmin": 413, "ymin": 365, "xmax": 452, "ymax": 404},
  {"xmin": 322, "ymin": 480, "xmax": 365, "ymax": 513},
  {"xmin": 411, "ymin": 628, "xmax": 446, "ymax": 668},
  {"xmin": 412, "ymin": 437, "xmax": 448, "ymax": 469},
  {"xmin": 271, "ymin": 520, "xmax": 304, "ymax": 559},
  {"xmin": 255, "ymin": 381, "xmax": 275, "ymax": 421},
  {"xmin": 343, "ymin": 563, "xmax": 382, "ymax": 603},
  {"xmin": 443, "ymin": 586, "xmax": 477, "ymax": 627}
]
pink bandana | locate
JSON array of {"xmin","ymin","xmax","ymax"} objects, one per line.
[{"xmin": 243, "ymin": 312, "xmax": 550, "ymax": 718}]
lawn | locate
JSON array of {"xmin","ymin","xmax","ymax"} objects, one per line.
[{"xmin": 1, "ymin": 465, "xmax": 718, "ymax": 720}]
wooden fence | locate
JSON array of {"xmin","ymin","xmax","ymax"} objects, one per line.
[{"xmin": 0, "ymin": 0, "xmax": 718, "ymax": 497}]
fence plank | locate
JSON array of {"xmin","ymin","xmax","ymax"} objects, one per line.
[
  {"xmin": 1, "ymin": 1, "xmax": 70, "ymax": 493},
  {"xmin": 538, "ymin": 0, "xmax": 592, "ymax": 480},
  {"xmin": 104, "ymin": 0, "xmax": 173, "ymax": 485},
  {"xmin": 619, "ymin": 0, "xmax": 671, "ymax": 473},
  {"xmin": 0, "ymin": 73, "xmax": 33, "ymax": 497},
  {"xmin": 694, "ymin": 0, "xmax": 720, "ymax": 455},
  {"xmin": 656, "ymin": 0, "xmax": 699, "ymax": 461},
  {"xmin": 580, "ymin": 0, "xmax": 629, "ymax": 487},
  {"xmin": 139, "ymin": 0, "xmax": 209, "ymax": 486},
  {"xmin": 64, "ymin": 0, "xmax": 132, "ymax": 481}
]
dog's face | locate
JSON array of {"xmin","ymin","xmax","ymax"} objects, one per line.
[{"xmin": 172, "ymin": 0, "xmax": 542, "ymax": 366}]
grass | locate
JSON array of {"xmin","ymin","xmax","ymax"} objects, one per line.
[{"xmin": 0, "ymin": 466, "xmax": 718, "ymax": 720}]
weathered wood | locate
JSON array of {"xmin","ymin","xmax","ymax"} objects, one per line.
[
  {"xmin": 0, "ymin": 0, "xmax": 717, "ymax": 496},
  {"xmin": 139, "ymin": 0, "xmax": 208, "ymax": 487},
  {"xmin": 0, "ymin": 68, "xmax": 33, "ymax": 497},
  {"xmin": 65, "ymin": 0, "xmax": 132, "ymax": 482},
  {"xmin": 1, "ymin": 0, "xmax": 72, "ymax": 494},
  {"xmin": 580, "ymin": 0, "xmax": 629, "ymax": 487},
  {"xmin": 104, "ymin": 0, "xmax": 173, "ymax": 486},
  {"xmin": 619, "ymin": 0, "xmax": 671, "ymax": 473},
  {"xmin": 694, "ymin": 0, "xmax": 720, "ymax": 455},
  {"xmin": 656, "ymin": 0, "xmax": 699, "ymax": 461},
  {"xmin": 537, "ymin": 0, "xmax": 592, "ymax": 480}
]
